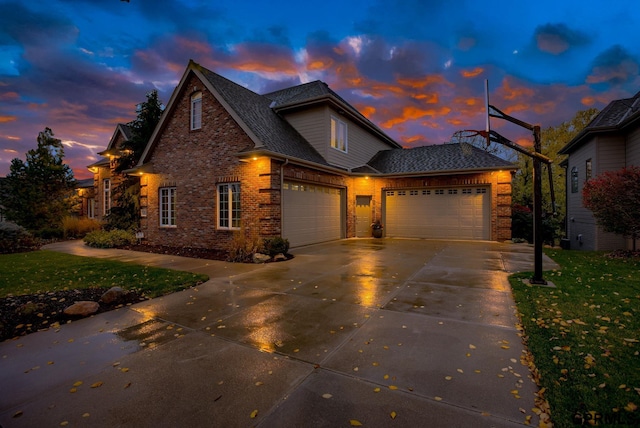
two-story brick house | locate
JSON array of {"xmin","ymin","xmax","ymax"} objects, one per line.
[
  {"xmin": 559, "ymin": 90, "xmax": 640, "ymax": 251},
  {"xmin": 91, "ymin": 60, "xmax": 516, "ymax": 249}
]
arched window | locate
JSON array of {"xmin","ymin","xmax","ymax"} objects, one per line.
[
  {"xmin": 571, "ymin": 166, "xmax": 578, "ymax": 193},
  {"xmin": 191, "ymin": 92, "xmax": 202, "ymax": 130}
]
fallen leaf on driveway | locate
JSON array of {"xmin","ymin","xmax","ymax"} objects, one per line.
[
  {"xmin": 350, "ymin": 420, "xmax": 363, "ymax": 426},
  {"xmin": 250, "ymin": 409, "xmax": 258, "ymax": 418}
]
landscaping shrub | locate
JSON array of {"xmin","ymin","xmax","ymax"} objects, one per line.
[
  {"xmin": 62, "ymin": 216, "xmax": 102, "ymax": 238},
  {"xmin": 263, "ymin": 237, "xmax": 290, "ymax": 257},
  {"xmin": 226, "ymin": 226, "xmax": 262, "ymax": 262},
  {"xmin": 83, "ymin": 229, "xmax": 136, "ymax": 248},
  {"xmin": 0, "ymin": 222, "xmax": 41, "ymax": 254}
]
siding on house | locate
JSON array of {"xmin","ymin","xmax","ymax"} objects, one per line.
[
  {"xmin": 285, "ymin": 106, "xmax": 395, "ymax": 170},
  {"xmin": 628, "ymin": 127, "xmax": 640, "ymax": 165},
  {"xmin": 565, "ymin": 141, "xmax": 597, "ymax": 250},
  {"xmin": 559, "ymin": 90, "xmax": 640, "ymax": 251}
]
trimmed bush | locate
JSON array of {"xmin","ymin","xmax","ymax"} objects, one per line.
[
  {"xmin": 62, "ymin": 216, "xmax": 102, "ymax": 239},
  {"xmin": 83, "ymin": 229, "xmax": 136, "ymax": 248},
  {"xmin": 263, "ymin": 237, "xmax": 290, "ymax": 257},
  {"xmin": 0, "ymin": 222, "xmax": 41, "ymax": 254}
]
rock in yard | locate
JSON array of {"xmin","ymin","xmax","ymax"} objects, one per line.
[
  {"xmin": 63, "ymin": 301, "xmax": 100, "ymax": 317},
  {"xmin": 273, "ymin": 253, "xmax": 287, "ymax": 262},
  {"xmin": 100, "ymin": 286, "xmax": 127, "ymax": 304},
  {"xmin": 252, "ymin": 253, "xmax": 271, "ymax": 263}
]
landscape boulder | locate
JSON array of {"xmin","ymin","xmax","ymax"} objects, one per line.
[
  {"xmin": 63, "ymin": 301, "xmax": 100, "ymax": 317},
  {"xmin": 100, "ymin": 286, "xmax": 127, "ymax": 304},
  {"xmin": 252, "ymin": 253, "xmax": 271, "ymax": 263}
]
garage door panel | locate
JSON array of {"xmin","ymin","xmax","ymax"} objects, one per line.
[
  {"xmin": 385, "ymin": 187, "xmax": 489, "ymax": 241},
  {"xmin": 283, "ymin": 182, "xmax": 343, "ymax": 247}
]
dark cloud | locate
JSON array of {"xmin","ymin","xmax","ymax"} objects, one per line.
[
  {"xmin": 534, "ymin": 23, "xmax": 590, "ymax": 55},
  {"xmin": 0, "ymin": 2, "xmax": 77, "ymax": 47},
  {"xmin": 587, "ymin": 45, "xmax": 640, "ymax": 88}
]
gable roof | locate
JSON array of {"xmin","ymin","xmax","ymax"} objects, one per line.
[
  {"xmin": 559, "ymin": 90, "xmax": 640, "ymax": 154},
  {"xmin": 265, "ymin": 81, "xmax": 402, "ymax": 149},
  {"xmin": 360, "ymin": 143, "xmax": 516, "ymax": 175},
  {"xmin": 196, "ymin": 65, "xmax": 331, "ymax": 165},
  {"xmin": 98, "ymin": 123, "xmax": 134, "ymax": 157}
]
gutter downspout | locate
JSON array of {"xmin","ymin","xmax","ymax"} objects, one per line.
[{"xmin": 280, "ymin": 158, "xmax": 289, "ymax": 239}]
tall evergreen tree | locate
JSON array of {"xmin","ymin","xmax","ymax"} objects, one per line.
[{"xmin": 3, "ymin": 128, "xmax": 76, "ymax": 234}]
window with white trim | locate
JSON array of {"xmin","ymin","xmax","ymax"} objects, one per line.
[
  {"xmin": 88, "ymin": 199, "xmax": 95, "ymax": 219},
  {"xmin": 585, "ymin": 159, "xmax": 592, "ymax": 181},
  {"xmin": 330, "ymin": 116, "xmax": 347, "ymax": 152},
  {"xmin": 159, "ymin": 187, "xmax": 176, "ymax": 226},
  {"xmin": 218, "ymin": 183, "xmax": 241, "ymax": 229},
  {"xmin": 103, "ymin": 179, "xmax": 111, "ymax": 216},
  {"xmin": 191, "ymin": 92, "xmax": 202, "ymax": 130}
]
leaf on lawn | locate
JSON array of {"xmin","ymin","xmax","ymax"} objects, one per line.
[
  {"xmin": 623, "ymin": 338, "xmax": 639, "ymax": 343},
  {"xmin": 390, "ymin": 411, "xmax": 397, "ymax": 419},
  {"xmin": 624, "ymin": 402, "xmax": 637, "ymax": 412},
  {"xmin": 350, "ymin": 419, "xmax": 363, "ymax": 426},
  {"xmin": 250, "ymin": 409, "xmax": 259, "ymax": 419}
]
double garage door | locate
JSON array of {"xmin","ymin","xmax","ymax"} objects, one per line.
[
  {"xmin": 283, "ymin": 181, "xmax": 343, "ymax": 247},
  {"xmin": 385, "ymin": 187, "xmax": 490, "ymax": 240},
  {"xmin": 282, "ymin": 182, "xmax": 490, "ymax": 246}
]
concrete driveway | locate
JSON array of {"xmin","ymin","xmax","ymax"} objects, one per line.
[{"xmin": 0, "ymin": 239, "xmax": 558, "ymax": 427}]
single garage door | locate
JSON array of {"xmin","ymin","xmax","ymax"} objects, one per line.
[
  {"xmin": 385, "ymin": 187, "xmax": 490, "ymax": 240},
  {"xmin": 283, "ymin": 181, "xmax": 343, "ymax": 247}
]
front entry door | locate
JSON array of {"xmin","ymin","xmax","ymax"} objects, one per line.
[{"xmin": 355, "ymin": 196, "xmax": 372, "ymax": 237}]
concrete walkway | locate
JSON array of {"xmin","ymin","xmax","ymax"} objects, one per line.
[{"xmin": 0, "ymin": 239, "xmax": 558, "ymax": 427}]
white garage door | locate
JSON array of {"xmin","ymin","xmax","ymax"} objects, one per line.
[
  {"xmin": 385, "ymin": 187, "xmax": 490, "ymax": 240},
  {"xmin": 283, "ymin": 181, "xmax": 343, "ymax": 247}
]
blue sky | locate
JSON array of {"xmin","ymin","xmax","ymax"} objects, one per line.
[{"xmin": 1, "ymin": 0, "xmax": 639, "ymax": 179}]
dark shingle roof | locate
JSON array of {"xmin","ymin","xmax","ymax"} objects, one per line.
[
  {"xmin": 366, "ymin": 143, "xmax": 515, "ymax": 174},
  {"xmin": 559, "ymin": 90, "xmax": 640, "ymax": 154},
  {"xmin": 197, "ymin": 66, "xmax": 330, "ymax": 166}
]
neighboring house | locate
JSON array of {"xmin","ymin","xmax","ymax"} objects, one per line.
[
  {"xmin": 559, "ymin": 90, "xmax": 640, "ymax": 251},
  {"xmin": 92, "ymin": 60, "xmax": 516, "ymax": 249},
  {"xmin": 74, "ymin": 178, "xmax": 96, "ymax": 218},
  {"xmin": 88, "ymin": 123, "xmax": 135, "ymax": 220}
]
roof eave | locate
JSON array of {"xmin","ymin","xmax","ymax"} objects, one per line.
[{"xmin": 375, "ymin": 165, "xmax": 517, "ymax": 178}]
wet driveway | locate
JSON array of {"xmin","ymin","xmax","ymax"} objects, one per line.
[{"xmin": 0, "ymin": 239, "xmax": 558, "ymax": 427}]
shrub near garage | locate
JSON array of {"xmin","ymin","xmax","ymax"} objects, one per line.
[{"xmin": 0, "ymin": 222, "xmax": 41, "ymax": 254}]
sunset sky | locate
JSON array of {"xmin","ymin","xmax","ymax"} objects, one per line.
[{"xmin": 1, "ymin": 0, "xmax": 639, "ymax": 179}]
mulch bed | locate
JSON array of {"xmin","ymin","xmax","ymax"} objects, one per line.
[
  {"xmin": 0, "ymin": 288, "xmax": 148, "ymax": 343},
  {"xmin": 119, "ymin": 244, "xmax": 230, "ymax": 261}
]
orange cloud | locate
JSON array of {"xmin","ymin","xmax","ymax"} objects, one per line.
[
  {"xmin": 397, "ymin": 75, "xmax": 449, "ymax": 89},
  {"xmin": 412, "ymin": 93, "xmax": 439, "ymax": 103},
  {"xmin": 0, "ymin": 91, "xmax": 19, "ymax": 101},
  {"xmin": 461, "ymin": 67, "xmax": 484, "ymax": 78},
  {"xmin": 357, "ymin": 105, "xmax": 376, "ymax": 119},
  {"xmin": 581, "ymin": 96, "xmax": 596, "ymax": 106},
  {"xmin": 0, "ymin": 115, "xmax": 17, "ymax": 123},
  {"xmin": 381, "ymin": 106, "xmax": 451, "ymax": 129},
  {"xmin": 500, "ymin": 78, "xmax": 535, "ymax": 100}
]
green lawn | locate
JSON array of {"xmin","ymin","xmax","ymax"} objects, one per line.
[
  {"xmin": 0, "ymin": 250, "xmax": 209, "ymax": 298},
  {"xmin": 510, "ymin": 249, "xmax": 640, "ymax": 428}
]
